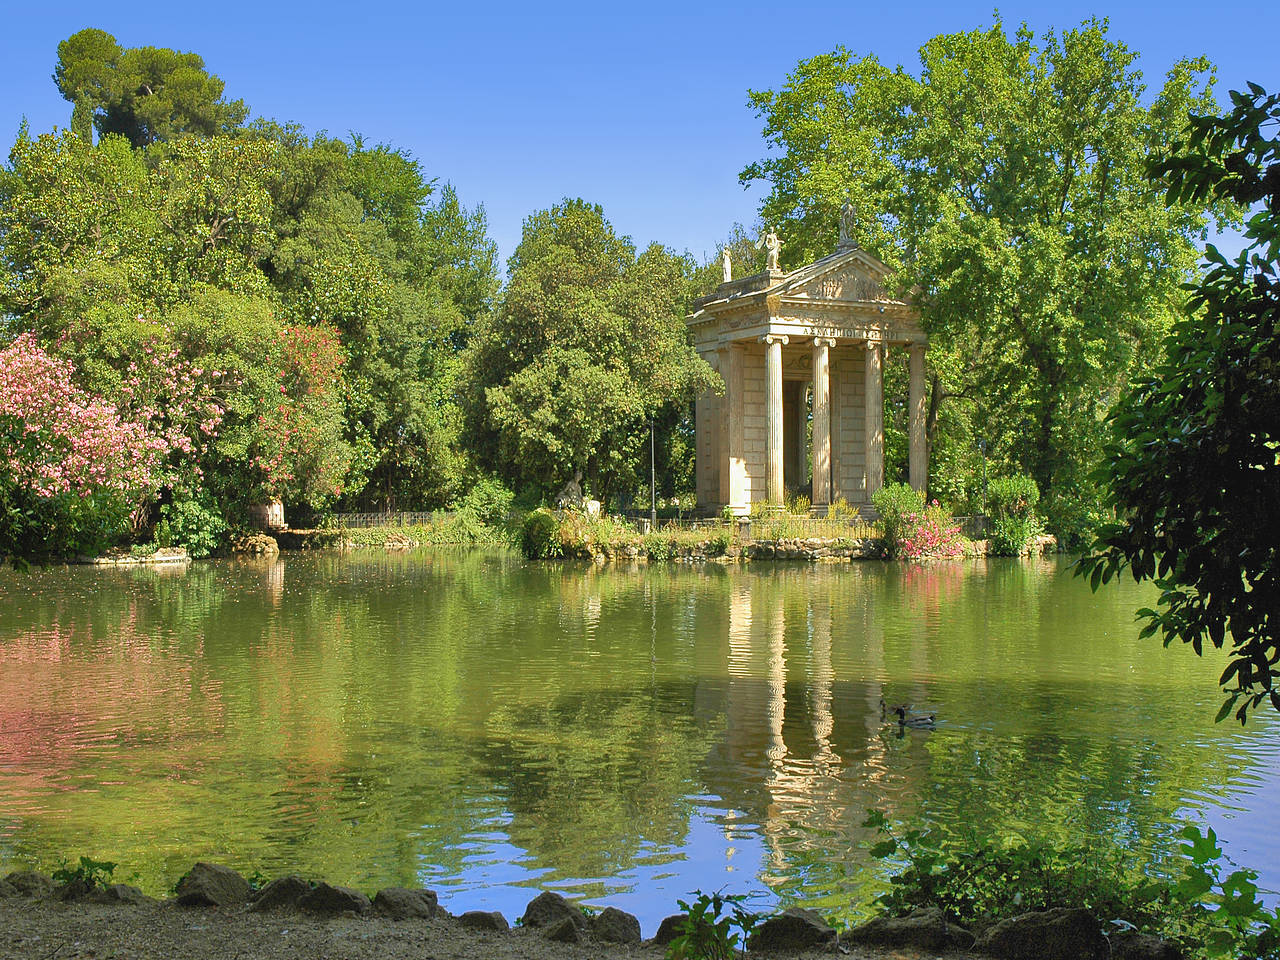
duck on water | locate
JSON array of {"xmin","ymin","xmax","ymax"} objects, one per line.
[{"xmin": 879, "ymin": 698, "xmax": 937, "ymax": 729}]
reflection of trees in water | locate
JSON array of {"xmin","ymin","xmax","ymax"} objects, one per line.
[{"xmin": 0, "ymin": 554, "xmax": 1268, "ymax": 911}]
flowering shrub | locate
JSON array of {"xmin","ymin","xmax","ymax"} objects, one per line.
[
  {"xmin": 0, "ymin": 333, "xmax": 225, "ymax": 558},
  {"xmin": 253, "ymin": 324, "xmax": 351, "ymax": 506},
  {"xmin": 898, "ymin": 502, "xmax": 965, "ymax": 559},
  {"xmin": 1, "ymin": 335, "xmax": 158, "ymax": 500},
  {"xmin": 873, "ymin": 483, "xmax": 963, "ymax": 559}
]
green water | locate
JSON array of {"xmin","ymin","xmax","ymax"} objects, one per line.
[{"xmin": 1, "ymin": 551, "xmax": 1275, "ymax": 929}]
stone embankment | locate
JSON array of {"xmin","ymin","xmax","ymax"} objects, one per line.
[
  {"xmin": 74, "ymin": 546, "xmax": 191, "ymax": 566},
  {"xmin": 1, "ymin": 863, "xmax": 1182, "ymax": 960},
  {"xmin": 567, "ymin": 534, "xmax": 1059, "ymax": 564}
]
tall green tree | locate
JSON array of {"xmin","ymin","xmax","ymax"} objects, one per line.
[
  {"xmin": 1080, "ymin": 84, "xmax": 1280, "ymax": 723},
  {"xmin": 463, "ymin": 199, "xmax": 716, "ymax": 501},
  {"xmin": 741, "ymin": 19, "xmax": 1228, "ymax": 539},
  {"xmin": 251, "ymin": 123, "xmax": 497, "ymax": 509},
  {"xmin": 54, "ymin": 28, "xmax": 247, "ymax": 147}
]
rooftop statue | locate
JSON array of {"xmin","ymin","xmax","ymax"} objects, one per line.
[
  {"xmin": 839, "ymin": 201, "xmax": 858, "ymax": 246},
  {"xmin": 758, "ymin": 230, "xmax": 781, "ymax": 272},
  {"xmin": 722, "ymin": 247, "xmax": 732, "ymax": 283}
]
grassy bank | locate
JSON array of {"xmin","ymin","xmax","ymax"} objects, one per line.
[{"xmin": 334, "ymin": 514, "xmax": 515, "ymax": 548}]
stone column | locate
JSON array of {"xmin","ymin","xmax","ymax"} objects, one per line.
[
  {"xmin": 722, "ymin": 343, "xmax": 747, "ymax": 512},
  {"xmin": 908, "ymin": 343, "xmax": 928, "ymax": 493},
  {"xmin": 864, "ymin": 339, "xmax": 884, "ymax": 498},
  {"xmin": 762, "ymin": 334, "xmax": 788, "ymax": 504},
  {"xmin": 811, "ymin": 337, "xmax": 835, "ymax": 506},
  {"xmin": 794, "ymin": 382, "xmax": 808, "ymax": 487}
]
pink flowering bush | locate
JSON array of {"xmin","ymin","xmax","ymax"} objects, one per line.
[
  {"xmin": 0, "ymin": 333, "xmax": 224, "ymax": 558},
  {"xmin": 1, "ymin": 335, "xmax": 157, "ymax": 499},
  {"xmin": 872, "ymin": 482, "xmax": 965, "ymax": 559},
  {"xmin": 898, "ymin": 503, "xmax": 965, "ymax": 559}
]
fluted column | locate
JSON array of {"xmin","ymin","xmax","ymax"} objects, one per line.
[
  {"xmin": 762, "ymin": 334, "xmax": 788, "ymax": 504},
  {"xmin": 864, "ymin": 339, "xmax": 884, "ymax": 498},
  {"xmin": 908, "ymin": 343, "xmax": 928, "ymax": 493},
  {"xmin": 811, "ymin": 337, "xmax": 835, "ymax": 506},
  {"xmin": 723, "ymin": 343, "xmax": 746, "ymax": 512}
]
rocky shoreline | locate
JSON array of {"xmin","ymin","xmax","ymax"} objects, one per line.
[
  {"xmin": 1, "ymin": 863, "xmax": 1183, "ymax": 960},
  {"xmin": 223, "ymin": 530, "xmax": 1059, "ymax": 563}
]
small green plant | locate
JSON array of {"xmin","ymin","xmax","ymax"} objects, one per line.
[
  {"xmin": 129, "ymin": 542, "xmax": 157, "ymax": 558},
  {"xmin": 704, "ymin": 530, "xmax": 732, "ymax": 556},
  {"xmin": 52, "ymin": 855, "xmax": 116, "ymax": 891},
  {"xmin": 643, "ymin": 532, "xmax": 675, "ymax": 561},
  {"xmin": 828, "ymin": 496, "xmax": 858, "ymax": 520},
  {"xmin": 986, "ymin": 475, "xmax": 1043, "ymax": 555},
  {"xmin": 666, "ymin": 890, "xmax": 762, "ymax": 960},
  {"xmin": 785, "ymin": 492, "xmax": 811, "ymax": 515}
]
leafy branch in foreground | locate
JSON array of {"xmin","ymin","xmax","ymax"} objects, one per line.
[{"xmin": 1078, "ymin": 83, "xmax": 1279, "ymax": 723}]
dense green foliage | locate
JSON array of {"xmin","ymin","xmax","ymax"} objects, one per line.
[
  {"xmin": 1080, "ymin": 85, "xmax": 1280, "ymax": 722},
  {"xmin": 741, "ymin": 18, "xmax": 1229, "ymax": 542},
  {"xmin": 463, "ymin": 199, "xmax": 716, "ymax": 503},
  {"xmin": 986, "ymin": 474, "xmax": 1043, "ymax": 555},
  {"xmin": 865, "ymin": 811, "xmax": 1280, "ymax": 959},
  {"xmin": 154, "ymin": 496, "xmax": 227, "ymax": 559}
]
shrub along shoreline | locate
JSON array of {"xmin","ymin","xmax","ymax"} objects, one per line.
[{"xmin": 515, "ymin": 481, "xmax": 1057, "ymax": 563}]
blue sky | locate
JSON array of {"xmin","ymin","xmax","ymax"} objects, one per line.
[{"xmin": 3, "ymin": 1, "xmax": 1276, "ymax": 268}]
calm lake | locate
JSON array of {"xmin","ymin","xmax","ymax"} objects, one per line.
[{"xmin": 1, "ymin": 551, "xmax": 1276, "ymax": 929}]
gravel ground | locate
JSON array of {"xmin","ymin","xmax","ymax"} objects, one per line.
[{"xmin": 0, "ymin": 898, "xmax": 973, "ymax": 960}]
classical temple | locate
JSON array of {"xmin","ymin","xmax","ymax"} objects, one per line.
[{"xmin": 687, "ymin": 229, "xmax": 928, "ymax": 514}]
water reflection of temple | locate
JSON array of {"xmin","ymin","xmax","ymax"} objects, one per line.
[{"xmin": 700, "ymin": 569, "xmax": 931, "ymax": 880}]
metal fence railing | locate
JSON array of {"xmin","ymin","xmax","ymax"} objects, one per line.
[
  {"xmin": 743, "ymin": 515, "xmax": 880, "ymax": 541},
  {"xmin": 328, "ymin": 511, "xmax": 456, "ymax": 529},
  {"xmin": 953, "ymin": 515, "xmax": 991, "ymax": 539}
]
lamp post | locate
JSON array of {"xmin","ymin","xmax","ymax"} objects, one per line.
[
  {"xmin": 649, "ymin": 418, "xmax": 657, "ymax": 529},
  {"xmin": 978, "ymin": 438, "xmax": 989, "ymax": 532}
]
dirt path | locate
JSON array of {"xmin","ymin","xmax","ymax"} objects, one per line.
[{"xmin": 0, "ymin": 898, "xmax": 970, "ymax": 960}]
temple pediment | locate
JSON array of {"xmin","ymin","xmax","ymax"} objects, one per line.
[{"xmin": 781, "ymin": 258, "xmax": 894, "ymax": 303}]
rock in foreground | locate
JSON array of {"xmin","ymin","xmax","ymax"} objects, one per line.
[
  {"xmin": 848, "ymin": 905, "xmax": 975, "ymax": 951},
  {"xmin": 976, "ymin": 907, "xmax": 1107, "ymax": 960},
  {"xmin": 750, "ymin": 907, "xmax": 837, "ymax": 951},
  {"xmin": 175, "ymin": 863, "xmax": 251, "ymax": 907},
  {"xmin": 520, "ymin": 890, "xmax": 587, "ymax": 930}
]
